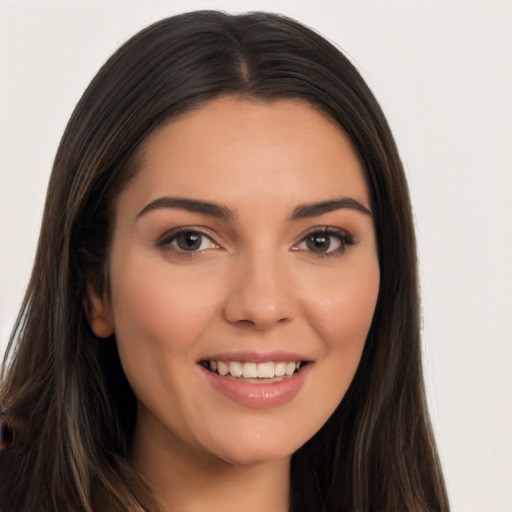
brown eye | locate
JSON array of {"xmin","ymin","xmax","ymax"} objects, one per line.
[
  {"xmin": 295, "ymin": 228, "xmax": 353, "ymax": 256},
  {"xmin": 305, "ymin": 233, "xmax": 334, "ymax": 253},
  {"xmin": 176, "ymin": 231, "xmax": 203, "ymax": 251},
  {"xmin": 156, "ymin": 228, "xmax": 218, "ymax": 253}
]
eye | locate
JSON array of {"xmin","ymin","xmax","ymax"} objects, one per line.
[
  {"xmin": 156, "ymin": 228, "xmax": 218, "ymax": 253},
  {"xmin": 294, "ymin": 227, "xmax": 353, "ymax": 256}
]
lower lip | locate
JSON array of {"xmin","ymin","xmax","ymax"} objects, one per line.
[{"xmin": 200, "ymin": 364, "xmax": 311, "ymax": 409}]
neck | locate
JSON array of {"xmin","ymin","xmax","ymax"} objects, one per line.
[{"xmin": 131, "ymin": 419, "xmax": 291, "ymax": 512}]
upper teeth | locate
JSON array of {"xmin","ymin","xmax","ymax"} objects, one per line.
[{"xmin": 209, "ymin": 360, "xmax": 301, "ymax": 379}]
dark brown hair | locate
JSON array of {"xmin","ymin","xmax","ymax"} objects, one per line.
[{"xmin": 0, "ymin": 10, "xmax": 449, "ymax": 512}]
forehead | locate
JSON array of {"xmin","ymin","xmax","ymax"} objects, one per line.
[{"xmin": 119, "ymin": 97, "xmax": 369, "ymax": 217}]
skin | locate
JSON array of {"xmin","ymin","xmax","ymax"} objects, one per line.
[{"xmin": 90, "ymin": 97, "xmax": 380, "ymax": 512}]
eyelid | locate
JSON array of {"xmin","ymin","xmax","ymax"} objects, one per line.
[
  {"xmin": 154, "ymin": 224, "xmax": 354, "ymax": 258},
  {"xmin": 155, "ymin": 226, "xmax": 220, "ymax": 249},
  {"xmin": 292, "ymin": 225, "xmax": 355, "ymax": 256}
]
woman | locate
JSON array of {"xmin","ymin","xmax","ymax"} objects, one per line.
[{"xmin": 0, "ymin": 10, "xmax": 450, "ymax": 512}]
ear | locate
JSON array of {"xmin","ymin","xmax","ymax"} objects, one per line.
[{"xmin": 86, "ymin": 284, "xmax": 114, "ymax": 338}]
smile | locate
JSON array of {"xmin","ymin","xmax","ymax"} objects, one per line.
[
  {"xmin": 202, "ymin": 360, "xmax": 304, "ymax": 380},
  {"xmin": 199, "ymin": 360, "xmax": 311, "ymax": 409}
]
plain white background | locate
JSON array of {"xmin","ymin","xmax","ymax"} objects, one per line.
[{"xmin": 1, "ymin": 1, "xmax": 511, "ymax": 510}]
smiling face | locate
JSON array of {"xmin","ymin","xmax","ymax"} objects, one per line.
[{"xmin": 90, "ymin": 97, "xmax": 380, "ymax": 468}]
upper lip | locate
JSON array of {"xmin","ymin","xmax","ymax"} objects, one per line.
[{"xmin": 198, "ymin": 350, "xmax": 314, "ymax": 363}]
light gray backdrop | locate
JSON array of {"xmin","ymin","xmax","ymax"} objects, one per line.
[{"xmin": 1, "ymin": 1, "xmax": 511, "ymax": 511}]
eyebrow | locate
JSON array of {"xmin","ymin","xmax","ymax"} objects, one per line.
[
  {"xmin": 137, "ymin": 197, "xmax": 236, "ymax": 220},
  {"xmin": 137, "ymin": 196, "xmax": 371, "ymax": 221},
  {"xmin": 291, "ymin": 198, "xmax": 372, "ymax": 219}
]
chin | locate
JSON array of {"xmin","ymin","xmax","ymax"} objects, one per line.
[
  {"xmin": 218, "ymin": 448, "xmax": 292, "ymax": 468},
  {"xmin": 204, "ymin": 426, "xmax": 307, "ymax": 468}
]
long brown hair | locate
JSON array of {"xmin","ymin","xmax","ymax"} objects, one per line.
[{"xmin": 0, "ymin": 11, "xmax": 449, "ymax": 511}]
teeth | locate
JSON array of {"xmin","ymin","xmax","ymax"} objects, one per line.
[
  {"xmin": 229, "ymin": 361, "xmax": 243, "ymax": 378},
  {"xmin": 285, "ymin": 362, "xmax": 296, "ymax": 376},
  {"xmin": 206, "ymin": 360, "xmax": 303, "ymax": 379},
  {"xmin": 242, "ymin": 362, "xmax": 257, "ymax": 378},
  {"xmin": 275, "ymin": 362, "xmax": 286, "ymax": 377},
  {"xmin": 257, "ymin": 361, "xmax": 274, "ymax": 378},
  {"xmin": 217, "ymin": 361, "xmax": 229, "ymax": 376}
]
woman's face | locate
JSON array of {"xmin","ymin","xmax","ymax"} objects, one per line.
[{"xmin": 91, "ymin": 97, "xmax": 379, "ymax": 466}]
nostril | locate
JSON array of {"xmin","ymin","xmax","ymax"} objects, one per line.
[
  {"xmin": 235, "ymin": 317, "xmax": 290, "ymax": 331},
  {"xmin": 237, "ymin": 319, "xmax": 256, "ymax": 327}
]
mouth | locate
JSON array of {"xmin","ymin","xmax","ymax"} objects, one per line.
[
  {"xmin": 199, "ymin": 360, "xmax": 308, "ymax": 382},
  {"xmin": 198, "ymin": 354, "xmax": 313, "ymax": 408}
]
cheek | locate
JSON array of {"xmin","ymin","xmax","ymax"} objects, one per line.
[
  {"xmin": 109, "ymin": 253, "xmax": 222, "ymax": 356},
  {"xmin": 106, "ymin": 252, "xmax": 228, "ymax": 420},
  {"xmin": 303, "ymin": 257, "xmax": 379, "ymax": 390},
  {"xmin": 306, "ymin": 258, "xmax": 379, "ymax": 343},
  {"xmin": 107, "ymin": 253, "xmax": 229, "ymax": 439}
]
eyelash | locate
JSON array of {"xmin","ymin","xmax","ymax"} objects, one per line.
[
  {"xmin": 155, "ymin": 226, "xmax": 355, "ymax": 259},
  {"xmin": 155, "ymin": 226, "xmax": 219, "ymax": 258},
  {"xmin": 292, "ymin": 227, "xmax": 355, "ymax": 258}
]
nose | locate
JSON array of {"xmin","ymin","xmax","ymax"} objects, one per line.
[{"xmin": 223, "ymin": 252, "xmax": 298, "ymax": 330}]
